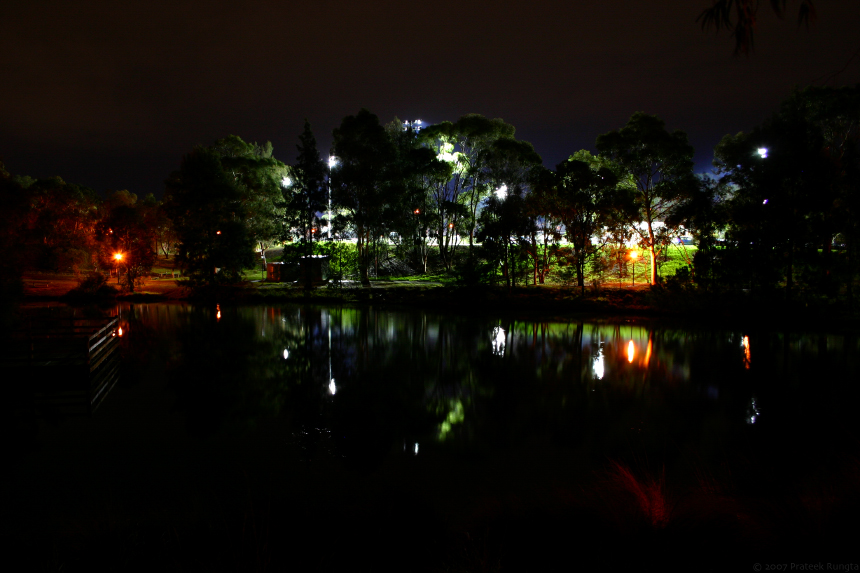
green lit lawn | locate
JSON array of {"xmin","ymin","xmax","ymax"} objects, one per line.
[{"xmin": 241, "ymin": 243, "xmax": 698, "ymax": 287}]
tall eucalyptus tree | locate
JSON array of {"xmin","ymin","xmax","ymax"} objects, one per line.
[{"xmin": 597, "ymin": 113, "xmax": 697, "ymax": 285}]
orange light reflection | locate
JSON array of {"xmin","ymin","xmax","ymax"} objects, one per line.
[
  {"xmin": 644, "ymin": 337, "xmax": 652, "ymax": 367},
  {"xmin": 627, "ymin": 340, "xmax": 635, "ymax": 363},
  {"xmin": 743, "ymin": 336, "xmax": 751, "ymax": 369},
  {"xmin": 216, "ymin": 303, "xmax": 221, "ymax": 321}
]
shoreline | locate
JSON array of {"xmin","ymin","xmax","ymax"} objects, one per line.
[{"xmin": 15, "ymin": 274, "xmax": 860, "ymax": 332}]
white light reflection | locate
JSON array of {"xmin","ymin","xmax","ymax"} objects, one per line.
[
  {"xmin": 491, "ymin": 326, "xmax": 505, "ymax": 356},
  {"xmin": 283, "ymin": 349, "xmax": 289, "ymax": 359},
  {"xmin": 747, "ymin": 396, "xmax": 760, "ymax": 424},
  {"xmin": 328, "ymin": 378, "xmax": 336, "ymax": 395},
  {"xmin": 593, "ymin": 344, "xmax": 605, "ymax": 380},
  {"xmin": 414, "ymin": 443, "xmax": 419, "ymax": 455}
]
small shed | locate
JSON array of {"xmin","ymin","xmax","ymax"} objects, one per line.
[
  {"xmin": 266, "ymin": 262, "xmax": 284, "ymax": 282},
  {"xmin": 299, "ymin": 255, "xmax": 330, "ymax": 285}
]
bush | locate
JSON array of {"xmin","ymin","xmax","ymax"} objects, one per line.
[
  {"xmin": 664, "ymin": 265, "xmax": 693, "ymax": 290},
  {"xmin": 66, "ymin": 272, "xmax": 118, "ymax": 297}
]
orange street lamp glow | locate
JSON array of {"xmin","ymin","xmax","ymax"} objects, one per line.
[
  {"xmin": 118, "ymin": 326, "xmax": 123, "ymax": 337},
  {"xmin": 414, "ymin": 209, "xmax": 420, "ymax": 214},
  {"xmin": 216, "ymin": 230, "xmax": 221, "ymax": 235},
  {"xmin": 113, "ymin": 253, "xmax": 123, "ymax": 261},
  {"xmin": 627, "ymin": 340, "xmax": 635, "ymax": 363}
]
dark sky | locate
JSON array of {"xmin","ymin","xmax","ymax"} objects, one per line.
[{"xmin": 2, "ymin": 0, "xmax": 858, "ymax": 198}]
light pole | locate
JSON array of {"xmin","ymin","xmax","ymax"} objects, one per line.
[
  {"xmin": 327, "ymin": 156, "xmax": 338, "ymax": 240},
  {"xmin": 113, "ymin": 252, "xmax": 124, "ymax": 284}
]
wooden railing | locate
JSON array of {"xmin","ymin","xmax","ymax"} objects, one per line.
[{"xmin": 2, "ymin": 316, "xmax": 121, "ymax": 414}]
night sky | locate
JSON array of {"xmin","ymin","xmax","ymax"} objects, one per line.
[{"xmin": 2, "ymin": 0, "xmax": 858, "ymax": 198}]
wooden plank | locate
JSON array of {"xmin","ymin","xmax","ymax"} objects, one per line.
[{"xmin": 88, "ymin": 337, "xmax": 118, "ymax": 372}]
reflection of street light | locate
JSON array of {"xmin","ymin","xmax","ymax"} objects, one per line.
[
  {"xmin": 630, "ymin": 250, "xmax": 638, "ymax": 285},
  {"xmin": 757, "ymin": 147, "xmax": 768, "ymax": 158}
]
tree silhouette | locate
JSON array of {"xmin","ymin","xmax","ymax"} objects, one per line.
[{"xmin": 698, "ymin": 0, "xmax": 817, "ymax": 55}]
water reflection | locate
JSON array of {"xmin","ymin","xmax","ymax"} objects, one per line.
[
  {"xmin": 114, "ymin": 303, "xmax": 860, "ymax": 470},
  {"xmin": 593, "ymin": 342, "xmax": 605, "ymax": 380},
  {"xmin": 491, "ymin": 325, "xmax": 505, "ymax": 356}
]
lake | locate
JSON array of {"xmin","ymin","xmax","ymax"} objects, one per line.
[{"xmin": 5, "ymin": 302, "xmax": 860, "ymax": 571}]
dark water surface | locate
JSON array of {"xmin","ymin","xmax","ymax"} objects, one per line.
[{"xmin": 6, "ymin": 302, "xmax": 860, "ymax": 571}]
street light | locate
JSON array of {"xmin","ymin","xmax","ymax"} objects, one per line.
[
  {"xmin": 757, "ymin": 147, "xmax": 768, "ymax": 159},
  {"xmin": 113, "ymin": 252, "xmax": 124, "ymax": 283},
  {"xmin": 630, "ymin": 250, "xmax": 639, "ymax": 286},
  {"xmin": 327, "ymin": 156, "xmax": 338, "ymax": 239}
]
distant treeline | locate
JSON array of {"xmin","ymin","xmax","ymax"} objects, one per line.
[{"xmin": 1, "ymin": 86, "xmax": 858, "ymax": 305}]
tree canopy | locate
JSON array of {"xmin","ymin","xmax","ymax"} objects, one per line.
[{"xmin": 597, "ymin": 112, "xmax": 697, "ymax": 285}]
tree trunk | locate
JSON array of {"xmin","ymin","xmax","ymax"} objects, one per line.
[{"xmin": 358, "ymin": 228, "xmax": 369, "ymax": 285}]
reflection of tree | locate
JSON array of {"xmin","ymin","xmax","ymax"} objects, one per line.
[
  {"xmin": 122, "ymin": 304, "xmax": 857, "ymax": 477},
  {"xmin": 166, "ymin": 306, "xmax": 280, "ymax": 437}
]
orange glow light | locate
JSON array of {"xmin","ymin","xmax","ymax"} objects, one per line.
[
  {"xmin": 216, "ymin": 230, "xmax": 221, "ymax": 235},
  {"xmin": 414, "ymin": 209, "xmax": 420, "ymax": 214},
  {"xmin": 118, "ymin": 326, "xmax": 123, "ymax": 337},
  {"xmin": 627, "ymin": 340, "xmax": 635, "ymax": 363},
  {"xmin": 630, "ymin": 251, "xmax": 639, "ymax": 260},
  {"xmin": 743, "ymin": 336, "xmax": 751, "ymax": 369},
  {"xmin": 644, "ymin": 337, "xmax": 652, "ymax": 367},
  {"xmin": 113, "ymin": 253, "xmax": 123, "ymax": 261},
  {"xmin": 216, "ymin": 303, "xmax": 221, "ymax": 321},
  {"xmin": 448, "ymin": 223, "xmax": 454, "ymax": 229}
]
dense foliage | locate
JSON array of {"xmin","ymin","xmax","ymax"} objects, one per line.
[{"xmin": 2, "ymin": 85, "xmax": 858, "ymax": 308}]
